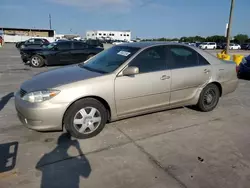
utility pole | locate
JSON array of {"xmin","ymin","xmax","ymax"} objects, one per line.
[
  {"xmin": 226, "ymin": 0, "xmax": 235, "ymax": 54},
  {"xmin": 49, "ymin": 14, "xmax": 52, "ymax": 29}
]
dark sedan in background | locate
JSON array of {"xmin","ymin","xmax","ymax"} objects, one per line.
[
  {"xmin": 241, "ymin": 43, "xmax": 250, "ymax": 50},
  {"xmin": 16, "ymin": 38, "xmax": 50, "ymax": 49},
  {"xmin": 237, "ymin": 55, "xmax": 250, "ymax": 79},
  {"xmin": 20, "ymin": 41, "xmax": 104, "ymax": 67}
]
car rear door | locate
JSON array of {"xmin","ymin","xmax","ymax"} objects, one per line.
[
  {"xmin": 167, "ymin": 45, "xmax": 212, "ymax": 106},
  {"xmin": 115, "ymin": 45, "xmax": 171, "ymax": 117},
  {"xmin": 56, "ymin": 42, "xmax": 74, "ymax": 64},
  {"xmin": 71, "ymin": 42, "xmax": 89, "ymax": 63}
]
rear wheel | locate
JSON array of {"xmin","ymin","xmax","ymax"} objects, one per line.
[
  {"xmin": 64, "ymin": 98, "xmax": 108, "ymax": 139},
  {"xmin": 197, "ymin": 84, "xmax": 220, "ymax": 112},
  {"xmin": 30, "ymin": 55, "xmax": 45, "ymax": 68}
]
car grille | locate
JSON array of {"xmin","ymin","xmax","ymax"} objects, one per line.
[{"xmin": 19, "ymin": 89, "xmax": 27, "ymax": 97}]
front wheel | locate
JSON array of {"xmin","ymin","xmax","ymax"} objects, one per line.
[
  {"xmin": 64, "ymin": 98, "xmax": 108, "ymax": 139},
  {"xmin": 197, "ymin": 84, "xmax": 220, "ymax": 112},
  {"xmin": 30, "ymin": 55, "xmax": 45, "ymax": 68}
]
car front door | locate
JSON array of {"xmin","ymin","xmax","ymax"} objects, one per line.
[
  {"xmin": 115, "ymin": 45, "xmax": 171, "ymax": 117},
  {"xmin": 167, "ymin": 45, "xmax": 212, "ymax": 106}
]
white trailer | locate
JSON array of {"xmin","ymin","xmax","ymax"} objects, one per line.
[{"xmin": 86, "ymin": 30, "xmax": 131, "ymax": 41}]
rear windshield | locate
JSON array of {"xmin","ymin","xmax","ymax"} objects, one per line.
[{"xmin": 79, "ymin": 46, "xmax": 139, "ymax": 73}]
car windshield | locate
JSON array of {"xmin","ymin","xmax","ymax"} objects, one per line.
[
  {"xmin": 79, "ymin": 46, "xmax": 139, "ymax": 74},
  {"xmin": 202, "ymin": 43, "xmax": 208, "ymax": 45}
]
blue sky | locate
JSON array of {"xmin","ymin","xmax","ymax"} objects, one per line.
[{"xmin": 0, "ymin": 0, "xmax": 249, "ymax": 38}]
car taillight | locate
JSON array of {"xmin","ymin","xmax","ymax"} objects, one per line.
[{"xmin": 236, "ymin": 65, "xmax": 239, "ymax": 73}]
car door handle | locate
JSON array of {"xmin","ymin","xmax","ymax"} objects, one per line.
[
  {"xmin": 204, "ymin": 69, "xmax": 210, "ymax": 73},
  {"xmin": 160, "ymin": 75, "xmax": 170, "ymax": 80}
]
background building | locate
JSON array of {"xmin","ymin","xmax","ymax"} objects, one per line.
[
  {"xmin": 86, "ymin": 30, "xmax": 131, "ymax": 41},
  {"xmin": 0, "ymin": 27, "xmax": 55, "ymax": 43}
]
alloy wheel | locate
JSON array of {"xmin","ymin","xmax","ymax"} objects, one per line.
[
  {"xmin": 73, "ymin": 107, "xmax": 102, "ymax": 134},
  {"xmin": 31, "ymin": 56, "xmax": 40, "ymax": 67}
]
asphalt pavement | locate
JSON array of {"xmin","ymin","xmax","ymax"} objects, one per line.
[{"xmin": 0, "ymin": 44, "xmax": 250, "ymax": 188}]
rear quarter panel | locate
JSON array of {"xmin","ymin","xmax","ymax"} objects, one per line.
[{"xmin": 212, "ymin": 60, "xmax": 238, "ymax": 95}]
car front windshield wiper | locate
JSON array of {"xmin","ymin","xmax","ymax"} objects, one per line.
[{"xmin": 78, "ymin": 64, "xmax": 108, "ymax": 74}]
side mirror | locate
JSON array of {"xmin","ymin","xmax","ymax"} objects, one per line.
[{"xmin": 123, "ymin": 66, "xmax": 139, "ymax": 76}]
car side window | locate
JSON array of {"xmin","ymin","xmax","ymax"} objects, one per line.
[
  {"xmin": 57, "ymin": 42, "xmax": 71, "ymax": 50},
  {"xmin": 168, "ymin": 46, "xmax": 199, "ymax": 69},
  {"xmin": 74, "ymin": 42, "xmax": 87, "ymax": 49},
  {"xmin": 129, "ymin": 46, "xmax": 167, "ymax": 73},
  {"xmin": 198, "ymin": 53, "xmax": 210, "ymax": 66},
  {"xmin": 34, "ymin": 39, "xmax": 42, "ymax": 44},
  {"xmin": 26, "ymin": 39, "xmax": 34, "ymax": 44}
]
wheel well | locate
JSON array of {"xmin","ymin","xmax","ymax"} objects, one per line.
[
  {"xmin": 62, "ymin": 96, "xmax": 111, "ymax": 126},
  {"xmin": 210, "ymin": 82, "xmax": 222, "ymax": 97}
]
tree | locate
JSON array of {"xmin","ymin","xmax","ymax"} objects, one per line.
[
  {"xmin": 234, "ymin": 34, "xmax": 249, "ymax": 44},
  {"xmin": 205, "ymin": 35, "xmax": 226, "ymax": 43}
]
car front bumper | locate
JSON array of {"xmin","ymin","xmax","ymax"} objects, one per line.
[{"xmin": 15, "ymin": 91, "xmax": 68, "ymax": 131}]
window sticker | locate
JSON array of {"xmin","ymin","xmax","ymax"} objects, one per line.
[{"xmin": 117, "ymin": 51, "xmax": 131, "ymax": 56}]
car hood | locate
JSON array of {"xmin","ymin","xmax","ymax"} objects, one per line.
[{"xmin": 21, "ymin": 65, "xmax": 102, "ymax": 92}]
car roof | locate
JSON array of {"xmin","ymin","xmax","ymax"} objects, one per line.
[
  {"xmin": 119, "ymin": 41, "xmax": 222, "ymax": 65},
  {"xmin": 118, "ymin": 41, "xmax": 185, "ymax": 49}
]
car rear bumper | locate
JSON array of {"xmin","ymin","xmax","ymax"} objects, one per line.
[
  {"xmin": 20, "ymin": 52, "xmax": 31, "ymax": 63},
  {"xmin": 15, "ymin": 92, "xmax": 68, "ymax": 131}
]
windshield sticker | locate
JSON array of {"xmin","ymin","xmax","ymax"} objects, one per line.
[{"xmin": 117, "ymin": 51, "xmax": 131, "ymax": 56}]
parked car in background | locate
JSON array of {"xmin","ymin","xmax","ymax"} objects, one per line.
[
  {"xmin": 195, "ymin": 42, "xmax": 203, "ymax": 47},
  {"xmin": 241, "ymin": 43, "xmax": 250, "ymax": 50},
  {"xmin": 0, "ymin": 36, "xmax": 3, "ymax": 46},
  {"xmin": 20, "ymin": 41, "xmax": 103, "ymax": 67},
  {"xmin": 199, "ymin": 42, "xmax": 217, "ymax": 50},
  {"xmin": 216, "ymin": 43, "xmax": 226, "ymax": 49},
  {"xmin": 16, "ymin": 38, "xmax": 50, "ymax": 49},
  {"xmin": 237, "ymin": 55, "xmax": 250, "ymax": 79},
  {"xmin": 112, "ymin": 40, "xmax": 126, "ymax": 45},
  {"xmin": 15, "ymin": 42, "xmax": 238, "ymax": 139},
  {"xmin": 85, "ymin": 39, "xmax": 104, "ymax": 48},
  {"xmin": 228, "ymin": 43, "xmax": 241, "ymax": 50}
]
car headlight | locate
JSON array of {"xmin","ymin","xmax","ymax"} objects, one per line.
[{"xmin": 22, "ymin": 90, "xmax": 60, "ymax": 103}]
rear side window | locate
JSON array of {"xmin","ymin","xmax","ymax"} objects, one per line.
[
  {"xmin": 198, "ymin": 53, "xmax": 210, "ymax": 65},
  {"xmin": 74, "ymin": 42, "xmax": 87, "ymax": 49},
  {"xmin": 34, "ymin": 39, "xmax": 42, "ymax": 44},
  {"xmin": 57, "ymin": 42, "xmax": 71, "ymax": 50},
  {"xmin": 168, "ymin": 46, "xmax": 198, "ymax": 68}
]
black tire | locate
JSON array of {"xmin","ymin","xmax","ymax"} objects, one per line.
[
  {"xmin": 197, "ymin": 84, "xmax": 220, "ymax": 112},
  {"xmin": 64, "ymin": 98, "xmax": 108, "ymax": 139},
  {"xmin": 237, "ymin": 71, "xmax": 242, "ymax": 79},
  {"xmin": 30, "ymin": 55, "xmax": 45, "ymax": 68}
]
